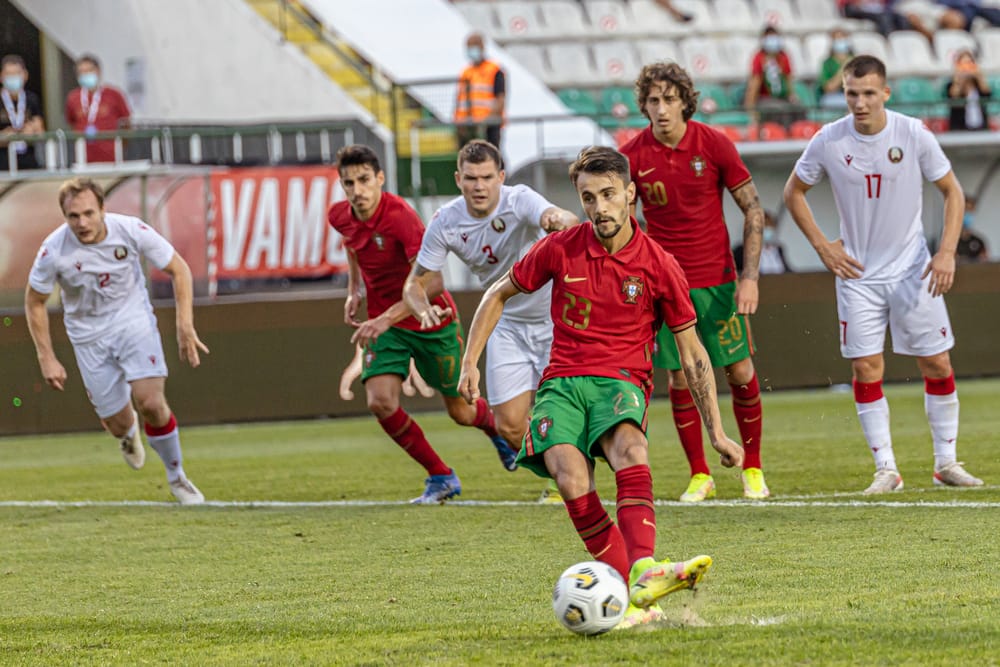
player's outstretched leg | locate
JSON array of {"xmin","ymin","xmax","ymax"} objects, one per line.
[
  {"xmin": 446, "ymin": 396, "xmax": 518, "ymax": 472},
  {"xmin": 628, "ymin": 555, "xmax": 713, "ymax": 609},
  {"xmin": 145, "ymin": 414, "xmax": 204, "ymax": 505}
]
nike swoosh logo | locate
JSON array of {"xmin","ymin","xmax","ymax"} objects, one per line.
[
  {"xmin": 677, "ymin": 420, "xmax": 697, "ymax": 429},
  {"xmin": 564, "ymin": 274, "xmax": 586, "ymax": 283},
  {"xmin": 642, "ymin": 518, "xmax": 656, "ymax": 528},
  {"xmin": 727, "ymin": 343, "xmax": 746, "ymax": 354},
  {"xmin": 742, "ymin": 415, "xmax": 761, "ymax": 423},
  {"xmin": 638, "ymin": 167, "xmax": 656, "ymax": 177},
  {"xmin": 594, "ymin": 543, "xmax": 613, "ymax": 558}
]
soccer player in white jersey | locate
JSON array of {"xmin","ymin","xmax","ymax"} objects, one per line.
[
  {"xmin": 783, "ymin": 55, "xmax": 983, "ymax": 494},
  {"xmin": 25, "ymin": 178, "xmax": 209, "ymax": 504},
  {"xmin": 403, "ymin": 140, "xmax": 579, "ymax": 503}
]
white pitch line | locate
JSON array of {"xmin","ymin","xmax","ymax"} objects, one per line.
[{"xmin": 0, "ymin": 498, "xmax": 998, "ymax": 509}]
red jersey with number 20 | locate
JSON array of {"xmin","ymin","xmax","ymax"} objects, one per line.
[
  {"xmin": 620, "ymin": 122, "xmax": 752, "ymax": 288},
  {"xmin": 510, "ymin": 219, "xmax": 696, "ymax": 394},
  {"xmin": 328, "ymin": 191, "xmax": 456, "ymax": 332}
]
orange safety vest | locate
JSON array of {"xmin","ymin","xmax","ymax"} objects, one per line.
[{"xmin": 455, "ymin": 60, "xmax": 504, "ymax": 124}]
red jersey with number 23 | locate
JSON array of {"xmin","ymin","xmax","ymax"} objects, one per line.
[
  {"xmin": 328, "ymin": 191, "xmax": 456, "ymax": 332},
  {"xmin": 510, "ymin": 219, "xmax": 696, "ymax": 395},
  {"xmin": 620, "ymin": 122, "xmax": 752, "ymax": 288}
]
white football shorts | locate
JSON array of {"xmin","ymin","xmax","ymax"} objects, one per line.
[
  {"xmin": 835, "ymin": 267, "xmax": 955, "ymax": 359},
  {"xmin": 485, "ymin": 317, "xmax": 552, "ymax": 406},
  {"xmin": 72, "ymin": 317, "xmax": 169, "ymax": 418}
]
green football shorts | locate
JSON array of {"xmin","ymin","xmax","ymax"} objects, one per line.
[
  {"xmin": 654, "ymin": 281, "xmax": 754, "ymax": 371},
  {"xmin": 517, "ymin": 376, "xmax": 648, "ymax": 478},
  {"xmin": 360, "ymin": 321, "xmax": 464, "ymax": 397}
]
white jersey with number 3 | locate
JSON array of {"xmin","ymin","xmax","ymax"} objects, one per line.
[
  {"xmin": 418, "ymin": 184, "xmax": 553, "ymax": 322},
  {"xmin": 794, "ymin": 110, "xmax": 951, "ymax": 283},
  {"xmin": 28, "ymin": 213, "xmax": 176, "ymax": 345}
]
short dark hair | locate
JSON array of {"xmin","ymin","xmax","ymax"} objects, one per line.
[
  {"xmin": 58, "ymin": 178, "xmax": 105, "ymax": 213},
  {"xmin": 336, "ymin": 144, "xmax": 382, "ymax": 174},
  {"xmin": 76, "ymin": 54, "xmax": 101, "ymax": 70},
  {"xmin": 569, "ymin": 146, "xmax": 630, "ymax": 187},
  {"xmin": 457, "ymin": 139, "xmax": 503, "ymax": 170},
  {"xmin": 843, "ymin": 55, "xmax": 887, "ymax": 82},
  {"xmin": 1, "ymin": 54, "xmax": 26, "ymax": 70},
  {"xmin": 635, "ymin": 61, "xmax": 700, "ymax": 122}
]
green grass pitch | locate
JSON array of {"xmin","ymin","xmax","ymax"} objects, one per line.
[{"xmin": 1, "ymin": 379, "xmax": 999, "ymax": 665}]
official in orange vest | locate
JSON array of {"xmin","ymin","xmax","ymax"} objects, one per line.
[{"xmin": 454, "ymin": 33, "xmax": 505, "ymax": 150}]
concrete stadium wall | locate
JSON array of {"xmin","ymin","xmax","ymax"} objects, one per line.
[{"xmin": 3, "ymin": 263, "xmax": 999, "ymax": 436}]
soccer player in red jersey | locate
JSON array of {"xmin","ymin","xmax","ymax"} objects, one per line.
[
  {"xmin": 620, "ymin": 61, "xmax": 770, "ymax": 502},
  {"xmin": 327, "ymin": 145, "xmax": 518, "ymax": 504},
  {"xmin": 458, "ymin": 146, "xmax": 743, "ymax": 628}
]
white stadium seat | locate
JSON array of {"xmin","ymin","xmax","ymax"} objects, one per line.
[
  {"xmin": 628, "ymin": 0, "xmax": 692, "ymax": 37},
  {"xmin": 545, "ymin": 42, "xmax": 599, "ymax": 86},
  {"xmin": 794, "ymin": 0, "xmax": 845, "ymax": 32},
  {"xmin": 722, "ymin": 35, "xmax": 760, "ymax": 78},
  {"xmin": 780, "ymin": 35, "xmax": 813, "ymax": 79},
  {"xmin": 583, "ymin": 0, "xmax": 633, "ymax": 36},
  {"xmin": 493, "ymin": 1, "xmax": 546, "ymax": 41},
  {"xmin": 672, "ymin": 0, "xmax": 715, "ymax": 34},
  {"xmin": 592, "ymin": 40, "xmax": 642, "ymax": 83},
  {"xmin": 889, "ymin": 30, "xmax": 946, "ymax": 77},
  {"xmin": 711, "ymin": 0, "xmax": 761, "ymax": 35},
  {"xmin": 756, "ymin": 0, "xmax": 805, "ymax": 33},
  {"xmin": 453, "ymin": 1, "xmax": 497, "ymax": 34},
  {"xmin": 976, "ymin": 27, "xmax": 1000, "ymax": 73},
  {"xmin": 635, "ymin": 38, "xmax": 682, "ymax": 66},
  {"xmin": 803, "ymin": 30, "xmax": 832, "ymax": 71},
  {"xmin": 680, "ymin": 36, "xmax": 741, "ymax": 81},
  {"xmin": 538, "ymin": 0, "xmax": 592, "ymax": 38},
  {"xmin": 504, "ymin": 43, "xmax": 548, "ymax": 78},
  {"xmin": 934, "ymin": 29, "xmax": 980, "ymax": 69},
  {"xmin": 849, "ymin": 31, "xmax": 893, "ymax": 68}
]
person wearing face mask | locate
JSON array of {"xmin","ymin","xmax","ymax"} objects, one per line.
[
  {"xmin": 818, "ymin": 29, "xmax": 854, "ymax": 109},
  {"xmin": 945, "ymin": 49, "xmax": 991, "ymax": 131},
  {"xmin": 734, "ymin": 210, "xmax": 790, "ymax": 275},
  {"xmin": 956, "ymin": 194, "xmax": 988, "ymax": 263},
  {"xmin": 454, "ymin": 33, "xmax": 505, "ymax": 150},
  {"xmin": 744, "ymin": 26, "xmax": 802, "ymax": 128},
  {"xmin": 0, "ymin": 54, "xmax": 45, "ymax": 171},
  {"xmin": 64, "ymin": 54, "xmax": 131, "ymax": 164}
]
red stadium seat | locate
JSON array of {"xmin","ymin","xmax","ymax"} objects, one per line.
[
  {"xmin": 614, "ymin": 128, "xmax": 643, "ymax": 146},
  {"xmin": 923, "ymin": 117, "xmax": 949, "ymax": 134},
  {"xmin": 745, "ymin": 122, "xmax": 788, "ymax": 141},
  {"xmin": 715, "ymin": 125, "xmax": 744, "ymax": 142},
  {"xmin": 789, "ymin": 120, "xmax": 822, "ymax": 139}
]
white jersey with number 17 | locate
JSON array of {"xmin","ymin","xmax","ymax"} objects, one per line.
[
  {"xmin": 418, "ymin": 184, "xmax": 553, "ymax": 322},
  {"xmin": 794, "ymin": 110, "xmax": 951, "ymax": 284}
]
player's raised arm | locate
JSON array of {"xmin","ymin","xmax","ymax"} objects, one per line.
[
  {"xmin": 402, "ymin": 262, "xmax": 449, "ymax": 329},
  {"xmin": 673, "ymin": 325, "xmax": 744, "ymax": 468},
  {"xmin": 924, "ymin": 171, "xmax": 964, "ymax": 297},
  {"xmin": 730, "ymin": 180, "xmax": 765, "ymax": 315},
  {"xmin": 458, "ymin": 272, "xmax": 521, "ymax": 403},
  {"xmin": 24, "ymin": 286, "xmax": 67, "ymax": 391},
  {"xmin": 539, "ymin": 206, "xmax": 580, "ymax": 232},
  {"xmin": 162, "ymin": 252, "xmax": 209, "ymax": 368},
  {"xmin": 344, "ymin": 248, "xmax": 364, "ymax": 327},
  {"xmin": 783, "ymin": 172, "xmax": 864, "ymax": 279}
]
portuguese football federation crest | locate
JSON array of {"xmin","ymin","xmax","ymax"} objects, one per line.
[
  {"xmin": 491, "ymin": 217, "xmax": 507, "ymax": 233},
  {"xmin": 114, "ymin": 246, "xmax": 128, "ymax": 260},
  {"xmin": 690, "ymin": 155, "xmax": 706, "ymax": 177},
  {"xmin": 538, "ymin": 416, "xmax": 552, "ymax": 439},
  {"xmin": 888, "ymin": 146, "xmax": 904, "ymax": 163},
  {"xmin": 622, "ymin": 276, "xmax": 644, "ymax": 304},
  {"xmin": 364, "ymin": 349, "xmax": 375, "ymax": 368},
  {"xmin": 372, "ymin": 233, "xmax": 385, "ymax": 250}
]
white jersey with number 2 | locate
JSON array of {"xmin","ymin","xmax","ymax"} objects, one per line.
[
  {"xmin": 418, "ymin": 184, "xmax": 553, "ymax": 322},
  {"xmin": 794, "ymin": 110, "xmax": 951, "ymax": 283},
  {"xmin": 28, "ymin": 213, "xmax": 176, "ymax": 345}
]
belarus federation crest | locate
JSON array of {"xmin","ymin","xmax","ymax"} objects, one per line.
[
  {"xmin": 622, "ymin": 276, "xmax": 644, "ymax": 304},
  {"xmin": 491, "ymin": 217, "xmax": 507, "ymax": 233},
  {"xmin": 690, "ymin": 155, "xmax": 706, "ymax": 177},
  {"xmin": 114, "ymin": 246, "xmax": 128, "ymax": 260},
  {"xmin": 887, "ymin": 146, "xmax": 904, "ymax": 163}
]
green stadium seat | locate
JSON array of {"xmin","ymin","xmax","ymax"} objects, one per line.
[
  {"xmin": 793, "ymin": 81, "xmax": 818, "ymax": 110},
  {"xmin": 557, "ymin": 88, "xmax": 598, "ymax": 117},
  {"xmin": 891, "ymin": 77, "xmax": 941, "ymax": 105},
  {"xmin": 599, "ymin": 86, "xmax": 645, "ymax": 128},
  {"xmin": 697, "ymin": 82, "xmax": 733, "ymax": 113}
]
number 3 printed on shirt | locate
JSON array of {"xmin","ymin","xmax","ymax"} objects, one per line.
[{"xmin": 481, "ymin": 244, "xmax": 498, "ymax": 264}]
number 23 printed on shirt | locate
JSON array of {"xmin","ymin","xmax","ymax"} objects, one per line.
[{"xmin": 560, "ymin": 291, "xmax": 592, "ymax": 330}]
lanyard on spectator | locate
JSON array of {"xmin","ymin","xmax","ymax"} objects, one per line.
[
  {"xmin": 1, "ymin": 89, "xmax": 27, "ymax": 154},
  {"xmin": 80, "ymin": 87, "xmax": 103, "ymax": 127}
]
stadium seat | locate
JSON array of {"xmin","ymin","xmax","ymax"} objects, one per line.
[
  {"xmin": 795, "ymin": 0, "xmax": 852, "ymax": 32},
  {"xmin": 712, "ymin": 0, "xmax": 760, "ymax": 35},
  {"xmin": 802, "ymin": 31, "xmax": 831, "ymax": 74},
  {"xmin": 789, "ymin": 119, "xmax": 822, "ymax": 139},
  {"xmin": 710, "ymin": 110, "xmax": 753, "ymax": 125},
  {"xmin": 934, "ymin": 30, "xmax": 978, "ymax": 70},
  {"xmin": 978, "ymin": 28, "xmax": 1000, "ymax": 73},
  {"xmin": 557, "ymin": 88, "xmax": 599, "ymax": 116},
  {"xmin": 891, "ymin": 76, "xmax": 949, "ymax": 120},
  {"xmin": 592, "ymin": 40, "xmax": 642, "ymax": 83},
  {"xmin": 628, "ymin": 0, "xmax": 691, "ymax": 37},
  {"xmin": 672, "ymin": 0, "xmax": 715, "ymax": 33},
  {"xmin": 722, "ymin": 35, "xmax": 760, "ymax": 80},
  {"xmin": 793, "ymin": 80, "xmax": 818, "ymax": 108},
  {"xmin": 680, "ymin": 36, "xmax": 739, "ymax": 82},
  {"xmin": 453, "ymin": 2, "xmax": 497, "ymax": 34},
  {"xmin": 713, "ymin": 124, "xmax": 745, "ymax": 142},
  {"xmin": 782, "ymin": 35, "xmax": 815, "ymax": 80},
  {"xmin": 698, "ymin": 82, "xmax": 735, "ymax": 113},
  {"xmin": 504, "ymin": 43, "xmax": 548, "ymax": 78},
  {"xmin": 546, "ymin": 42, "xmax": 598, "ymax": 86},
  {"xmin": 601, "ymin": 86, "xmax": 645, "ymax": 126},
  {"xmin": 746, "ymin": 121, "xmax": 789, "ymax": 141},
  {"xmin": 538, "ymin": 0, "xmax": 592, "ymax": 38},
  {"xmin": 583, "ymin": 0, "xmax": 632, "ymax": 36},
  {"xmin": 850, "ymin": 31, "xmax": 893, "ymax": 68},
  {"xmin": 613, "ymin": 127, "xmax": 643, "ymax": 146},
  {"xmin": 889, "ymin": 31, "xmax": 947, "ymax": 77},
  {"xmin": 924, "ymin": 116, "xmax": 950, "ymax": 133},
  {"xmin": 635, "ymin": 39, "xmax": 681, "ymax": 67},
  {"xmin": 756, "ymin": 0, "xmax": 804, "ymax": 33},
  {"xmin": 493, "ymin": 1, "xmax": 545, "ymax": 41}
]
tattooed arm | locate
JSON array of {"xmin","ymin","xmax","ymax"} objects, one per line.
[
  {"xmin": 402, "ymin": 262, "xmax": 449, "ymax": 329},
  {"xmin": 674, "ymin": 326, "xmax": 744, "ymax": 468},
  {"xmin": 731, "ymin": 180, "xmax": 765, "ymax": 315}
]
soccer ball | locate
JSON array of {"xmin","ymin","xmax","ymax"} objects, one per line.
[{"xmin": 552, "ymin": 561, "xmax": 628, "ymax": 635}]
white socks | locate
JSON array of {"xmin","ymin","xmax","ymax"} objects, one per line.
[
  {"xmin": 148, "ymin": 426, "xmax": 186, "ymax": 483},
  {"xmin": 925, "ymin": 391, "xmax": 959, "ymax": 470},
  {"xmin": 856, "ymin": 397, "xmax": 896, "ymax": 471}
]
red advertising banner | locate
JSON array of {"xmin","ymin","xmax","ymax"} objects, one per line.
[{"xmin": 209, "ymin": 165, "xmax": 348, "ymax": 280}]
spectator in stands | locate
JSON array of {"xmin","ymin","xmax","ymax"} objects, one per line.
[
  {"xmin": 0, "ymin": 54, "xmax": 45, "ymax": 171},
  {"xmin": 945, "ymin": 49, "xmax": 991, "ymax": 130},
  {"xmin": 744, "ymin": 26, "xmax": 802, "ymax": 127},
  {"xmin": 838, "ymin": 0, "xmax": 938, "ymax": 40},
  {"xmin": 734, "ymin": 210, "xmax": 791, "ymax": 274},
  {"xmin": 817, "ymin": 29, "xmax": 853, "ymax": 109},
  {"xmin": 934, "ymin": 0, "xmax": 1000, "ymax": 31},
  {"xmin": 454, "ymin": 33, "xmax": 505, "ymax": 150},
  {"xmin": 65, "ymin": 54, "xmax": 131, "ymax": 164},
  {"xmin": 957, "ymin": 194, "xmax": 989, "ymax": 263},
  {"xmin": 653, "ymin": 0, "xmax": 694, "ymax": 22}
]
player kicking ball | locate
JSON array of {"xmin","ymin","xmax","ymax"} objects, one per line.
[
  {"xmin": 25, "ymin": 178, "xmax": 207, "ymax": 504},
  {"xmin": 458, "ymin": 146, "xmax": 744, "ymax": 629}
]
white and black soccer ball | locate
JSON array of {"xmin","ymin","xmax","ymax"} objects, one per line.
[{"xmin": 552, "ymin": 561, "xmax": 628, "ymax": 635}]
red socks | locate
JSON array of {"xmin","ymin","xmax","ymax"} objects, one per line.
[
  {"xmin": 144, "ymin": 413, "xmax": 177, "ymax": 436},
  {"xmin": 472, "ymin": 398, "xmax": 500, "ymax": 440},
  {"xmin": 730, "ymin": 374, "xmax": 763, "ymax": 470},
  {"xmin": 565, "ymin": 491, "xmax": 630, "ymax": 581},
  {"xmin": 378, "ymin": 407, "xmax": 450, "ymax": 477},
  {"xmin": 670, "ymin": 386, "xmax": 709, "ymax": 476},
  {"xmin": 853, "ymin": 379, "xmax": 884, "ymax": 403},
  {"xmin": 615, "ymin": 464, "xmax": 656, "ymax": 564}
]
